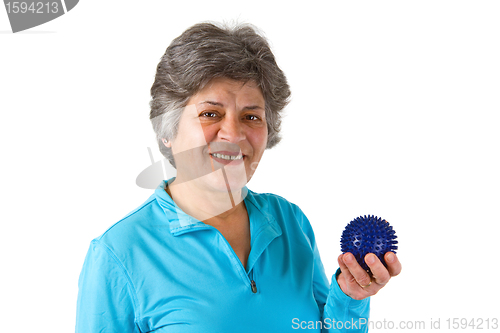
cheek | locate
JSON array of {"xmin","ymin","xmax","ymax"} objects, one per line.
[
  {"xmin": 201, "ymin": 126, "xmax": 218, "ymax": 145},
  {"xmin": 172, "ymin": 105, "xmax": 209, "ymax": 153},
  {"xmin": 249, "ymin": 128, "xmax": 268, "ymax": 156},
  {"xmin": 172, "ymin": 124, "xmax": 207, "ymax": 155}
]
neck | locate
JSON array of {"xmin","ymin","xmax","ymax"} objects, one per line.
[{"xmin": 166, "ymin": 175, "xmax": 246, "ymax": 223}]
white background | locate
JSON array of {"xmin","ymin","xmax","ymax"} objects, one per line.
[{"xmin": 1, "ymin": 1, "xmax": 499, "ymax": 332}]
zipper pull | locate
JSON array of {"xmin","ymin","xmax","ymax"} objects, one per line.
[{"xmin": 250, "ymin": 280, "xmax": 257, "ymax": 293}]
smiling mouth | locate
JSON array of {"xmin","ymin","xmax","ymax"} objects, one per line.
[{"xmin": 210, "ymin": 153, "xmax": 244, "ymax": 161}]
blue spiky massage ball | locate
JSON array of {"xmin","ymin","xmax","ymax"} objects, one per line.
[{"xmin": 340, "ymin": 215, "xmax": 398, "ymax": 273}]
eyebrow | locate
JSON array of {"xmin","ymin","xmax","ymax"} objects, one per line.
[
  {"xmin": 199, "ymin": 100, "xmax": 264, "ymax": 111},
  {"xmin": 242, "ymin": 105, "xmax": 264, "ymax": 111},
  {"xmin": 200, "ymin": 101, "xmax": 223, "ymax": 107}
]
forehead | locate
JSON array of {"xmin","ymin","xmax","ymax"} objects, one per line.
[{"xmin": 194, "ymin": 77, "xmax": 264, "ymax": 102}]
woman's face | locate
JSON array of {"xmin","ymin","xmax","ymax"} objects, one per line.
[{"xmin": 166, "ymin": 77, "xmax": 268, "ymax": 194}]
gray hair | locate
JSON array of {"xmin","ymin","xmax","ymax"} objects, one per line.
[{"xmin": 149, "ymin": 22, "xmax": 291, "ymax": 167}]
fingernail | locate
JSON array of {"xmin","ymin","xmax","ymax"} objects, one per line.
[
  {"xmin": 366, "ymin": 254, "xmax": 375, "ymax": 265},
  {"xmin": 386, "ymin": 252, "xmax": 395, "ymax": 263},
  {"xmin": 344, "ymin": 253, "xmax": 353, "ymax": 263}
]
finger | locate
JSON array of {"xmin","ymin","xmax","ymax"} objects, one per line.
[
  {"xmin": 337, "ymin": 254, "xmax": 361, "ymax": 297},
  {"xmin": 338, "ymin": 254, "xmax": 361, "ymax": 288},
  {"xmin": 384, "ymin": 252, "xmax": 402, "ymax": 277},
  {"xmin": 338, "ymin": 254, "xmax": 374, "ymax": 300},
  {"xmin": 365, "ymin": 253, "xmax": 390, "ymax": 286},
  {"xmin": 342, "ymin": 253, "xmax": 372, "ymax": 288},
  {"xmin": 337, "ymin": 254, "xmax": 354, "ymax": 282}
]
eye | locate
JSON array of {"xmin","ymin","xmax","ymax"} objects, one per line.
[
  {"xmin": 245, "ymin": 114, "xmax": 261, "ymax": 121},
  {"xmin": 200, "ymin": 111, "xmax": 219, "ymax": 118}
]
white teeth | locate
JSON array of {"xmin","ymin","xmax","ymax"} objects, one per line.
[{"xmin": 212, "ymin": 153, "xmax": 243, "ymax": 160}]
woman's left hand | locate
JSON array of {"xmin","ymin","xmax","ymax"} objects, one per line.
[{"xmin": 337, "ymin": 252, "xmax": 402, "ymax": 300}]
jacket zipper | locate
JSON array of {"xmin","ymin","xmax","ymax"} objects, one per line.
[
  {"xmin": 250, "ymin": 276, "xmax": 257, "ymax": 293},
  {"xmin": 213, "ymin": 227, "xmax": 257, "ymax": 294}
]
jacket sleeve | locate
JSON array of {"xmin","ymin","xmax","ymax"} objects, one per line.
[
  {"xmin": 293, "ymin": 205, "xmax": 370, "ymax": 333},
  {"xmin": 320, "ymin": 269, "xmax": 370, "ymax": 332},
  {"xmin": 76, "ymin": 240, "xmax": 140, "ymax": 333}
]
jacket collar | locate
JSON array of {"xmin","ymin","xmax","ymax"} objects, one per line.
[
  {"xmin": 154, "ymin": 178, "xmax": 203, "ymax": 234},
  {"xmin": 154, "ymin": 178, "xmax": 282, "ymax": 238},
  {"xmin": 154, "ymin": 178, "xmax": 282, "ymax": 273}
]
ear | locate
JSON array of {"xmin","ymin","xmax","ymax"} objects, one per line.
[{"xmin": 162, "ymin": 138, "xmax": 172, "ymax": 148}]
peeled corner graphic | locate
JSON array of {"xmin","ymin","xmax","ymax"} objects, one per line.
[{"xmin": 3, "ymin": 0, "xmax": 79, "ymax": 33}]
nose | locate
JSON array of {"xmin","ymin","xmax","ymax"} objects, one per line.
[{"xmin": 218, "ymin": 114, "xmax": 245, "ymax": 143}]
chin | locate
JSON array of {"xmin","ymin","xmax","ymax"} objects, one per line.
[{"xmin": 205, "ymin": 167, "xmax": 249, "ymax": 194}]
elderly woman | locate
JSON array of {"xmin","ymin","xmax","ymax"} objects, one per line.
[{"xmin": 76, "ymin": 22, "xmax": 401, "ymax": 332}]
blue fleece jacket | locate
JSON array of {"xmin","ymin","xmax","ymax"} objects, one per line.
[{"xmin": 76, "ymin": 180, "xmax": 369, "ymax": 332}]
